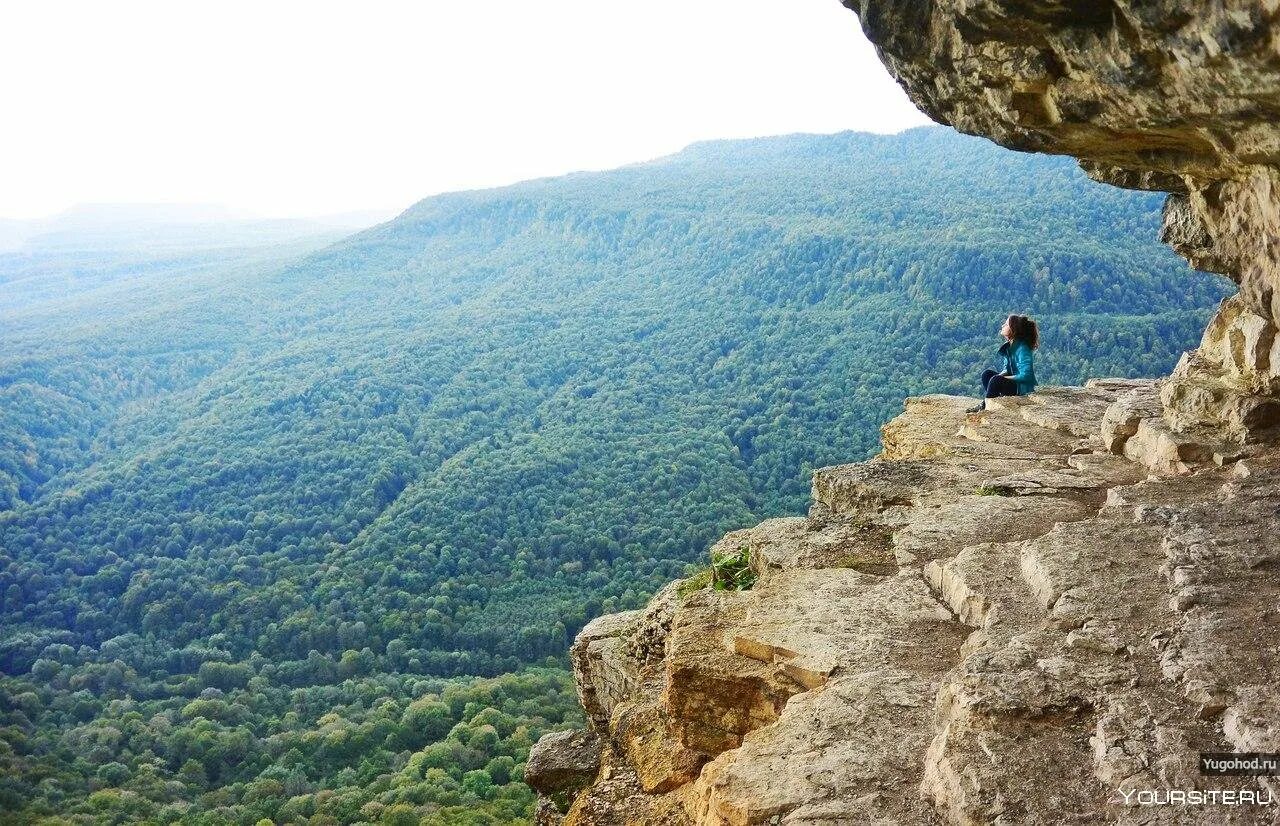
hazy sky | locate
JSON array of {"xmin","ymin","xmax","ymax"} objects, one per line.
[{"xmin": 0, "ymin": 0, "xmax": 931, "ymax": 220}]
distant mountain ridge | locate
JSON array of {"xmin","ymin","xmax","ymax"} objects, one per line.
[{"xmin": 0, "ymin": 202, "xmax": 395, "ymax": 253}]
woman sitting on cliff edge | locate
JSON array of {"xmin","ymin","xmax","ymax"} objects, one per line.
[{"xmin": 966, "ymin": 314, "xmax": 1038, "ymax": 413}]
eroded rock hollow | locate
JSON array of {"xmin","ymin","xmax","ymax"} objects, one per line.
[{"xmin": 526, "ymin": 4, "xmax": 1280, "ymax": 824}]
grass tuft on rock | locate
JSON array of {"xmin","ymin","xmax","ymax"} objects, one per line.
[{"xmin": 711, "ymin": 544, "xmax": 757, "ymax": 591}]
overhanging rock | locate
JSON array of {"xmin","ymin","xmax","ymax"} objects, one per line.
[{"xmin": 845, "ymin": 0, "xmax": 1280, "ymax": 448}]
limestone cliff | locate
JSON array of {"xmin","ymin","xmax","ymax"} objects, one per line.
[
  {"xmin": 525, "ymin": 4, "xmax": 1280, "ymax": 824},
  {"xmin": 528, "ymin": 386, "xmax": 1279, "ymax": 823}
]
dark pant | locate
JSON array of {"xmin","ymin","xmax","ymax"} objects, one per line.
[{"xmin": 981, "ymin": 369, "xmax": 1018, "ymax": 398}]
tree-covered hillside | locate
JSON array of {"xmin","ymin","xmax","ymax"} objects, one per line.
[{"xmin": 0, "ymin": 127, "xmax": 1229, "ymax": 823}]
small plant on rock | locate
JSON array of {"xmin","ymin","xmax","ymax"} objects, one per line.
[{"xmin": 711, "ymin": 544, "xmax": 757, "ymax": 591}]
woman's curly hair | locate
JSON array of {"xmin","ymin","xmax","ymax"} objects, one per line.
[{"xmin": 1007, "ymin": 314, "xmax": 1039, "ymax": 349}]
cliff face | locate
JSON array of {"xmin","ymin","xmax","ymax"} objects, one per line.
[
  {"xmin": 526, "ymin": 5, "xmax": 1280, "ymax": 824},
  {"xmin": 529, "ymin": 387, "xmax": 1280, "ymax": 823}
]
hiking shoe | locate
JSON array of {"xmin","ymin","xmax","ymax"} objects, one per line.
[{"xmin": 965, "ymin": 403, "xmax": 985, "ymax": 414}]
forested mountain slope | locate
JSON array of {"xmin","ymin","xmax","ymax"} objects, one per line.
[{"xmin": 0, "ymin": 126, "xmax": 1229, "ymax": 822}]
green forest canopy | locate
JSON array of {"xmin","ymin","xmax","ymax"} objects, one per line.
[{"xmin": 0, "ymin": 126, "xmax": 1230, "ymax": 823}]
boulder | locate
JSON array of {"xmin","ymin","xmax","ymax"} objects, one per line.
[{"xmin": 525, "ymin": 728, "xmax": 603, "ymax": 813}]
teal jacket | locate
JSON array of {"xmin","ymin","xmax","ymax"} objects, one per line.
[{"xmin": 998, "ymin": 340, "xmax": 1037, "ymax": 394}]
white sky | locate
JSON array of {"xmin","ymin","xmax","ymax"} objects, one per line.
[{"xmin": 0, "ymin": 0, "xmax": 931, "ymax": 220}]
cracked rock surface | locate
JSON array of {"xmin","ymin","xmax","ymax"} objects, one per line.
[{"xmin": 527, "ymin": 387, "xmax": 1280, "ymax": 823}]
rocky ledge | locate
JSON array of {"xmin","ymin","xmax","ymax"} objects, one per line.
[{"xmin": 527, "ymin": 383, "xmax": 1280, "ymax": 823}]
